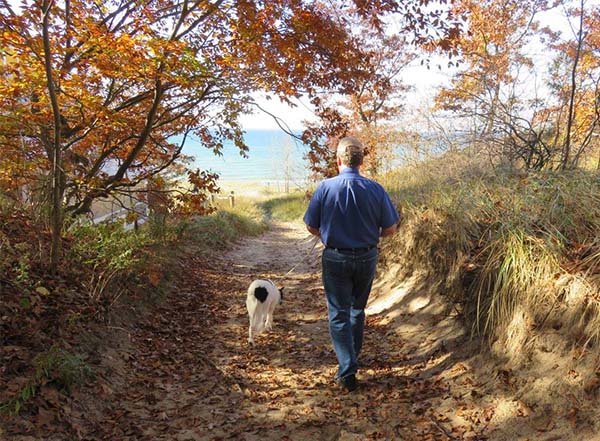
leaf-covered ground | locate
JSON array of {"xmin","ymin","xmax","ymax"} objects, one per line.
[
  {"xmin": 3, "ymin": 220, "xmax": 593, "ymax": 440},
  {"xmin": 79, "ymin": 221, "xmax": 472, "ymax": 441}
]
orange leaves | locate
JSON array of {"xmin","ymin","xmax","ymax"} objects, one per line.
[
  {"xmin": 147, "ymin": 269, "xmax": 163, "ymax": 287},
  {"xmin": 0, "ymin": 0, "xmax": 444, "ymax": 217}
]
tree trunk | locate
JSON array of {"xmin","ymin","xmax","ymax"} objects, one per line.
[
  {"xmin": 562, "ymin": 0, "xmax": 585, "ymax": 170},
  {"xmin": 42, "ymin": 0, "xmax": 64, "ymax": 273}
]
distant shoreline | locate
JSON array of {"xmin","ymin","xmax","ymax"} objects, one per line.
[{"xmin": 183, "ymin": 129, "xmax": 311, "ymax": 182}]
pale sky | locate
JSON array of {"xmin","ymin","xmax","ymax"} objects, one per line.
[
  {"xmin": 239, "ymin": 95, "xmax": 318, "ymax": 131},
  {"xmin": 241, "ymin": 2, "xmax": 593, "ymax": 131},
  {"xmin": 239, "ymin": 58, "xmax": 450, "ymax": 131}
]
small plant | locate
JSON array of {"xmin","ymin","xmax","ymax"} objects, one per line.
[
  {"xmin": 69, "ymin": 223, "xmax": 153, "ymax": 304},
  {"xmin": 0, "ymin": 346, "xmax": 93, "ymax": 414},
  {"xmin": 14, "ymin": 242, "xmax": 31, "ymax": 286},
  {"xmin": 39, "ymin": 347, "xmax": 93, "ymax": 393}
]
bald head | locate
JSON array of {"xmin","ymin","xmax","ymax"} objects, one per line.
[{"xmin": 337, "ymin": 136, "xmax": 364, "ymax": 168}]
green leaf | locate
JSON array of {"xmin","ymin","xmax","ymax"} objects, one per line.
[{"xmin": 20, "ymin": 296, "xmax": 31, "ymax": 309}]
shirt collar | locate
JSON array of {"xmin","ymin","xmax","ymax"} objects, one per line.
[{"xmin": 339, "ymin": 166, "xmax": 360, "ymax": 175}]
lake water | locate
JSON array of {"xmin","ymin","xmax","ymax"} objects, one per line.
[{"xmin": 183, "ymin": 129, "xmax": 311, "ymax": 183}]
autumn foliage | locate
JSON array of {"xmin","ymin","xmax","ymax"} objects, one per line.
[
  {"xmin": 0, "ymin": 0, "xmax": 367, "ymax": 269},
  {"xmin": 0, "ymin": 1, "xmax": 363, "ymax": 212},
  {"xmin": 432, "ymin": 0, "xmax": 600, "ymax": 171}
]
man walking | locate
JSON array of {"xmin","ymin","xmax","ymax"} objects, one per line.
[{"xmin": 303, "ymin": 136, "xmax": 399, "ymax": 392}]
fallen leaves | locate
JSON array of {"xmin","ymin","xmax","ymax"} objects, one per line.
[
  {"xmin": 515, "ymin": 399, "xmax": 533, "ymax": 417},
  {"xmin": 583, "ymin": 374, "xmax": 600, "ymax": 398},
  {"xmin": 533, "ymin": 409, "xmax": 556, "ymax": 433},
  {"xmin": 35, "ymin": 286, "xmax": 51, "ymax": 297},
  {"xmin": 3, "ymin": 221, "xmax": 592, "ymax": 441}
]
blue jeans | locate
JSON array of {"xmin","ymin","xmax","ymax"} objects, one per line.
[{"xmin": 322, "ymin": 247, "xmax": 378, "ymax": 379}]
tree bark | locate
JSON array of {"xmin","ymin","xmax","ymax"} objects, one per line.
[
  {"xmin": 42, "ymin": 0, "xmax": 64, "ymax": 273},
  {"xmin": 562, "ymin": 0, "xmax": 585, "ymax": 170}
]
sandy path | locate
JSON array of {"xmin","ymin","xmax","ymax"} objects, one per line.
[
  {"xmin": 2, "ymin": 220, "xmax": 589, "ymax": 440},
  {"xmin": 188, "ymin": 221, "xmax": 459, "ymax": 440},
  {"xmin": 65, "ymin": 221, "xmax": 463, "ymax": 440}
]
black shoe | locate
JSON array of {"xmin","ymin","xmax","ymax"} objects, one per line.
[{"xmin": 335, "ymin": 374, "xmax": 358, "ymax": 392}]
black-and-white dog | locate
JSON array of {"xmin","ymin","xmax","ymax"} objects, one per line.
[{"xmin": 246, "ymin": 279, "xmax": 284, "ymax": 344}]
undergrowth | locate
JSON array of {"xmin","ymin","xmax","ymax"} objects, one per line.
[
  {"xmin": 0, "ymin": 346, "xmax": 92, "ymax": 414},
  {"xmin": 0, "ymin": 195, "xmax": 268, "ymax": 417},
  {"xmin": 381, "ymin": 154, "xmax": 600, "ymax": 353}
]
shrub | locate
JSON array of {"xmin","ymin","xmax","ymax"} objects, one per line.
[{"xmin": 68, "ymin": 222, "xmax": 156, "ymax": 305}]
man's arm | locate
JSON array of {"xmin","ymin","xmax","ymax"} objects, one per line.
[
  {"xmin": 380, "ymin": 190, "xmax": 400, "ymax": 237},
  {"xmin": 303, "ymin": 184, "xmax": 322, "ymax": 238},
  {"xmin": 380, "ymin": 223, "xmax": 397, "ymax": 237},
  {"xmin": 306, "ymin": 225, "xmax": 321, "ymax": 237}
]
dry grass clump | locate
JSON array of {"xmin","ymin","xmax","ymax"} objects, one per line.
[
  {"xmin": 382, "ymin": 155, "xmax": 600, "ymax": 353},
  {"xmin": 187, "ymin": 198, "xmax": 268, "ymax": 253},
  {"xmin": 259, "ymin": 192, "xmax": 308, "ymax": 221}
]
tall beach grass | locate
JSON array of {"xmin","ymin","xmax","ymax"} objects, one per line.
[
  {"xmin": 259, "ymin": 192, "xmax": 308, "ymax": 221},
  {"xmin": 381, "ymin": 154, "xmax": 600, "ymax": 354},
  {"xmin": 187, "ymin": 196, "xmax": 268, "ymax": 253}
]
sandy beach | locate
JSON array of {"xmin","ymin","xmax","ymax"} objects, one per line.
[{"xmin": 217, "ymin": 178, "xmax": 310, "ymax": 199}]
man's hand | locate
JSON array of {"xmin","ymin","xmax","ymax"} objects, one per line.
[
  {"xmin": 306, "ymin": 225, "xmax": 321, "ymax": 237},
  {"xmin": 381, "ymin": 223, "xmax": 397, "ymax": 237}
]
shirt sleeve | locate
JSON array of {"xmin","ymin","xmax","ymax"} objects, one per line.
[
  {"xmin": 380, "ymin": 191, "xmax": 400, "ymax": 229},
  {"xmin": 303, "ymin": 184, "xmax": 322, "ymax": 229}
]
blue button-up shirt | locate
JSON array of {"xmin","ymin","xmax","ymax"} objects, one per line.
[{"xmin": 303, "ymin": 167, "xmax": 399, "ymax": 249}]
